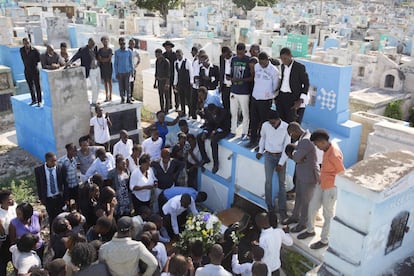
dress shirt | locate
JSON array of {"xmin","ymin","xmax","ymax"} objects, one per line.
[
  {"xmin": 259, "ymin": 227, "xmax": 293, "ymax": 274},
  {"xmin": 204, "ymin": 90, "xmax": 223, "ymax": 108},
  {"xmin": 126, "ymin": 155, "xmax": 140, "ymax": 173},
  {"xmin": 231, "ymin": 254, "xmax": 253, "ymax": 276},
  {"xmin": 0, "ymin": 204, "xmax": 16, "ymax": 235},
  {"xmin": 114, "ymin": 48, "xmax": 133, "ymax": 75},
  {"xmin": 99, "ymin": 236, "xmax": 158, "ymax": 276},
  {"xmin": 113, "ymin": 139, "xmax": 133, "ymax": 159},
  {"xmin": 252, "ymin": 63, "xmax": 279, "ymax": 100},
  {"xmin": 223, "ymin": 58, "xmax": 232, "ymax": 87},
  {"xmin": 258, "ymin": 121, "xmax": 290, "ymax": 165},
  {"xmin": 142, "ymin": 137, "xmax": 163, "ymax": 161},
  {"xmin": 162, "ymin": 195, "xmax": 198, "ymax": 234},
  {"xmin": 192, "ymin": 58, "xmax": 200, "ymax": 88},
  {"xmin": 173, "ymin": 58, "xmax": 194, "ymax": 86},
  {"xmin": 44, "ymin": 164, "xmax": 59, "ymax": 197},
  {"xmin": 58, "ymin": 155, "xmax": 79, "ymax": 188},
  {"xmin": 163, "ymin": 187, "xmax": 198, "ymax": 201},
  {"xmin": 195, "ymin": 264, "xmax": 232, "ymax": 276},
  {"xmin": 320, "ymin": 142, "xmax": 345, "ymax": 190},
  {"xmin": 280, "ymin": 61, "xmax": 293, "ymax": 92},
  {"xmin": 20, "ymin": 46, "xmax": 40, "ymax": 70},
  {"xmin": 84, "ymin": 153, "xmax": 115, "ymax": 180},
  {"xmin": 153, "ymin": 242, "xmax": 168, "ymax": 271},
  {"xmin": 90, "ymin": 116, "xmax": 110, "ymax": 144},
  {"xmin": 129, "ymin": 167, "xmax": 157, "ymax": 202}
]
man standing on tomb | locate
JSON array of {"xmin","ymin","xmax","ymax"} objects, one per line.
[
  {"xmin": 190, "ymin": 46, "xmax": 201, "ymax": 119},
  {"xmin": 40, "ymin": 44, "xmax": 65, "ymax": 70},
  {"xmin": 283, "ymin": 122, "xmax": 319, "ymax": 233},
  {"xmin": 297, "ymin": 129, "xmax": 345, "ymax": 250},
  {"xmin": 128, "ymin": 39, "xmax": 141, "ymax": 101},
  {"xmin": 98, "ymin": 36, "xmax": 114, "ymax": 102},
  {"xmin": 256, "ymin": 110, "xmax": 290, "ymax": 223},
  {"xmin": 219, "ymin": 46, "xmax": 234, "ymax": 111},
  {"xmin": 163, "ymin": 41, "xmax": 177, "ymax": 110},
  {"xmin": 277, "ymin": 47, "xmax": 309, "ymax": 124},
  {"xmin": 69, "ymin": 38, "xmax": 101, "ymax": 106},
  {"xmin": 114, "ymin": 37, "xmax": 133, "ymax": 104},
  {"xmin": 89, "ymin": 105, "xmax": 112, "ymax": 151},
  {"xmin": 173, "ymin": 49, "xmax": 194, "ymax": 116},
  {"xmin": 20, "ymin": 38, "xmax": 42, "ymax": 106},
  {"xmin": 154, "ymin": 48, "xmax": 171, "ymax": 113}
]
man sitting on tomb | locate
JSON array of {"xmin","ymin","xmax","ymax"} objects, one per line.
[{"xmin": 41, "ymin": 44, "xmax": 65, "ymax": 70}]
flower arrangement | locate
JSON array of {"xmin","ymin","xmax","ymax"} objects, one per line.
[{"xmin": 174, "ymin": 212, "xmax": 222, "ymax": 255}]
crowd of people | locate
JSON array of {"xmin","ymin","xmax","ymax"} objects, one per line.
[{"xmin": 10, "ymin": 37, "xmax": 349, "ymax": 276}]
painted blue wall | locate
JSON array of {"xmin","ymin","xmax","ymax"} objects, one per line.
[
  {"xmin": 0, "ymin": 45, "xmax": 25, "ymax": 82},
  {"xmin": 324, "ymin": 38, "xmax": 340, "ymax": 50}
]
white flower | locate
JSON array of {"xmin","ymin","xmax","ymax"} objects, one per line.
[{"xmin": 196, "ymin": 226, "xmax": 201, "ymax": 231}]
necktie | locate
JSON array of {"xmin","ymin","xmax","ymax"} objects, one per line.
[{"xmin": 48, "ymin": 168, "xmax": 57, "ymax": 195}]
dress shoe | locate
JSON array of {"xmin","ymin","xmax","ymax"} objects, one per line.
[
  {"xmin": 227, "ymin": 133, "xmax": 236, "ymax": 139},
  {"xmin": 121, "ymin": 100, "xmax": 125, "ymax": 104},
  {"xmin": 297, "ymin": 231, "xmax": 316, "ymax": 240},
  {"xmin": 310, "ymin": 241, "xmax": 328, "ymax": 250},
  {"xmin": 212, "ymin": 165, "xmax": 219, "ymax": 174},
  {"xmin": 290, "ymin": 224, "xmax": 306, "ymax": 233},
  {"xmin": 127, "ymin": 100, "xmax": 133, "ymax": 104},
  {"xmin": 282, "ymin": 217, "xmax": 298, "ymax": 225},
  {"xmin": 29, "ymin": 101, "xmax": 37, "ymax": 106},
  {"xmin": 201, "ymin": 158, "xmax": 211, "ymax": 166}
]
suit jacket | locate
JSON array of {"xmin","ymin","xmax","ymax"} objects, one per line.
[
  {"xmin": 69, "ymin": 45, "xmax": 98, "ymax": 78},
  {"xmin": 199, "ymin": 65, "xmax": 220, "ymax": 90},
  {"xmin": 203, "ymin": 107, "xmax": 231, "ymax": 135},
  {"xmin": 291, "ymin": 131, "xmax": 319, "ymax": 184},
  {"xmin": 34, "ymin": 164, "xmax": 68, "ymax": 203},
  {"xmin": 279, "ymin": 60, "xmax": 309, "ymax": 101}
]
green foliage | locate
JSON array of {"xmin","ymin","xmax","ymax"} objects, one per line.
[
  {"xmin": 384, "ymin": 100, "xmax": 403, "ymax": 120},
  {"xmin": 135, "ymin": 0, "xmax": 181, "ymax": 21},
  {"xmin": 233, "ymin": 0, "xmax": 278, "ymax": 11},
  {"xmin": 281, "ymin": 247, "xmax": 314, "ymax": 276},
  {"xmin": 0, "ymin": 175, "xmax": 37, "ymax": 204}
]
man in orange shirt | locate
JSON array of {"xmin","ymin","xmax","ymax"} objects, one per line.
[{"xmin": 296, "ymin": 129, "xmax": 345, "ymax": 249}]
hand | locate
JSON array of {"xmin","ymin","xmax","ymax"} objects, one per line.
[
  {"xmin": 187, "ymin": 257, "xmax": 195, "ymax": 272},
  {"xmin": 232, "ymin": 246, "xmax": 239, "ymax": 254},
  {"xmin": 283, "ymin": 225, "xmax": 290, "ymax": 233},
  {"xmin": 153, "ymin": 82, "xmax": 158, "ymax": 89},
  {"xmin": 153, "ymin": 182, "xmax": 158, "ymax": 189},
  {"xmin": 251, "ymin": 240, "xmax": 259, "ymax": 246},
  {"xmin": 256, "ymin": 153, "xmax": 262, "ymax": 160},
  {"xmin": 110, "ymin": 197, "xmax": 117, "ymax": 208},
  {"xmin": 276, "ymin": 165, "xmax": 283, "ymax": 172},
  {"xmin": 291, "ymin": 99, "xmax": 302, "ymax": 110},
  {"xmin": 201, "ymin": 133, "xmax": 206, "ymax": 141}
]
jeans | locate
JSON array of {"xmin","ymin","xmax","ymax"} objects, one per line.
[
  {"xmin": 25, "ymin": 69, "xmax": 41, "ymax": 103},
  {"xmin": 307, "ymin": 185, "xmax": 337, "ymax": 243},
  {"xmin": 118, "ymin": 72, "xmax": 130, "ymax": 101},
  {"xmin": 264, "ymin": 152, "xmax": 287, "ymax": 213}
]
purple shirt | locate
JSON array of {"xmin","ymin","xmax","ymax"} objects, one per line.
[{"xmin": 11, "ymin": 211, "xmax": 43, "ymax": 249}]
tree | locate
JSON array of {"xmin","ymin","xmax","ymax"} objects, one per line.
[
  {"xmin": 233, "ymin": 0, "xmax": 278, "ymax": 11},
  {"xmin": 135, "ymin": 0, "xmax": 181, "ymax": 24}
]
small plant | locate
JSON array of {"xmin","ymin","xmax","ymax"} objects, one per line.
[
  {"xmin": 0, "ymin": 175, "xmax": 37, "ymax": 204},
  {"xmin": 281, "ymin": 247, "xmax": 315, "ymax": 276},
  {"xmin": 384, "ymin": 100, "xmax": 403, "ymax": 120}
]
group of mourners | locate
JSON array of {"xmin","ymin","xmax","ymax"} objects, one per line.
[{"xmin": 7, "ymin": 37, "xmax": 348, "ymax": 276}]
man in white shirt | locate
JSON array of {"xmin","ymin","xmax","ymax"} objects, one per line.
[
  {"xmin": 113, "ymin": 130, "xmax": 133, "ymax": 158},
  {"xmin": 99, "ymin": 216, "xmax": 158, "ymax": 276},
  {"xmin": 256, "ymin": 110, "xmax": 290, "ymax": 222},
  {"xmin": 173, "ymin": 49, "xmax": 194, "ymax": 116},
  {"xmin": 231, "ymin": 245, "xmax": 264, "ymax": 276},
  {"xmin": 89, "ymin": 105, "xmax": 112, "ymax": 151},
  {"xmin": 195, "ymin": 244, "xmax": 231, "ymax": 276},
  {"xmin": 161, "ymin": 194, "xmax": 197, "ymax": 236},
  {"xmin": 142, "ymin": 128, "xmax": 163, "ymax": 161},
  {"xmin": 255, "ymin": 213, "xmax": 293, "ymax": 276},
  {"xmin": 84, "ymin": 148, "xmax": 115, "ymax": 181},
  {"xmin": 249, "ymin": 52, "xmax": 279, "ymax": 147}
]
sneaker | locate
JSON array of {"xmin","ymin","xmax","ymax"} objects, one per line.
[
  {"xmin": 212, "ymin": 165, "xmax": 219, "ymax": 174},
  {"xmin": 297, "ymin": 231, "xmax": 316, "ymax": 240},
  {"xmin": 227, "ymin": 133, "xmax": 236, "ymax": 139},
  {"xmin": 310, "ymin": 241, "xmax": 328, "ymax": 250}
]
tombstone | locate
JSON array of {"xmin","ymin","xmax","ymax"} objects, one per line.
[
  {"xmin": 46, "ymin": 17, "xmax": 70, "ymax": 49},
  {"xmin": 0, "ymin": 16, "xmax": 13, "ymax": 45},
  {"xmin": 0, "ymin": 65, "xmax": 15, "ymax": 112},
  {"xmin": 11, "ymin": 67, "xmax": 90, "ymax": 159},
  {"xmin": 322, "ymin": 151, "xmax": 414, "ymax": 275},
  {"xmin": 27, "ymin": 26, "xmax": 43, "ymax": 46},
  {"xmin": 84, "ymin": 10, "xmax": 97, "ymax": 26}
]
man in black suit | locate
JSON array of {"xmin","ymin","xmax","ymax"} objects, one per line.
[
  {"xmin": 219, "ymin": 46, "xmax": 234, "ymax": 111},
  {"xmin": 68, "ymin": 38, "xmax": 100, "ymax": 105},
  {"xmin": 20, "ymin": 38, "xmax": 42, "ymax": 106},
  {"xmin": 163, "ymin": 40, "xmax": 177, "ymax": 110},
  {"xmin": 277, "ymin": 47, "xmax": 309, "ymax": 124},
  {"xmin": 197, "ymin": 104, "xmax": 230, "ymax": 174},
  {"xmin": 35, "ymin": 152, "xmax": 68, "ymax": 226},
  {"xmin": 198, "ymin": 54, "xmax": 220, "ymax": 91}
]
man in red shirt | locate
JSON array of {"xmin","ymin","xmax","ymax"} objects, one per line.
[{"xmin": 297, "ymin": 129, "xmax": 345, "ymax": 249}]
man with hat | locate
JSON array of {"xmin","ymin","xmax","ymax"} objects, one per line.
[
  {"xmin": 256, "ymin": 110, "xmax": 290, "ymax": 223},
  {"xmin": 162, "ymin": 40, "xmax": 177, "ymax": 111},
  {"xmin": 99, "ymin": 216, "xmax": 158, "ymax": 276}
]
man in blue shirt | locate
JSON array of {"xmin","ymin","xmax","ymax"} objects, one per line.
[
  {"xmin": 114, "ymin": 37, "xmax": 133, "ymax": 104},
  {"xmin": 158, "ymin": 186, "xmax": 207, "ymax": 211}
]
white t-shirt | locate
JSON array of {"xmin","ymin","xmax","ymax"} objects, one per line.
[
  {"xmin": 142, "ymin": 137, "xmax": 163, "ymax": 161},
  {"xmin": 10, "ymin": 245, "xmax": 41, "ymax": 274},
  {"xmin": 90, "ymin": 116, "xmax": 110, "ymax": 144},
  {"xmin": 0, "ymin": 204, "xmax": 16, "ymax": 235},
  {"xmin": 113, "ymin": 139, "xmax": 133, "ymax": 159},
  {"xmin": 252, "ymin": 62, "xmax": 279, "ymax": 100}
]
